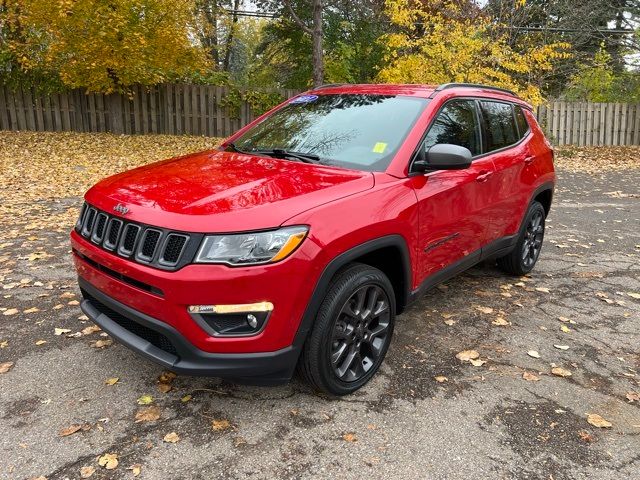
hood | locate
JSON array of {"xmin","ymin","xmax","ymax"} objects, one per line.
[{"xmin": 85, "ymin": 150, "xmax": 374, "ymax": 232}]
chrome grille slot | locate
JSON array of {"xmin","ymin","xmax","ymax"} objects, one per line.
[
  {"xmin": 160, "ymin": 234, "xmax": 189, "ymax": 266},
  {"xmin": 104, "ymin": 218, "xmax": 123, "ymax": 250},
  {"xmin": 81, "ymin": 208, "xmax": 96, "ymax": 237},
  {"xmin": 91, "ymin": 213, "xmax": 108, "ymax": 243},
  {"xmin": 119, "ymin": 224, "xmax": 140, "ymax": 256},
  {"xmin": 137, "ymin": 229, "xmax": 162, "ymax": 262}
]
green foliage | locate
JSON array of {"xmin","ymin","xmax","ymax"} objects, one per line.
[
  {"xmin": 220, "ymin": 88, "xmax": 285, "ymax": 118},
  {"xmin": 566, "ymin": 47, "xmax": 640, "ymax": 102}
]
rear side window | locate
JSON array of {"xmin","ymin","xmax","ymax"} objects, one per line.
[
  {"xmin": 423, "ymin": 100, "xmax": 481, "ymax": 156},
  {"xmin": 479, "ymin": 101, "xmax": 518, "ymax": 152},
  {"xmin": 514, "ymin": 106, "xmax": 530, "ymax": 139}
]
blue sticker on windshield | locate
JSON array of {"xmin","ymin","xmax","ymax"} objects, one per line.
[{"xmin": 290, "ymin": 94, "xmax": 319, "ymax": 104}]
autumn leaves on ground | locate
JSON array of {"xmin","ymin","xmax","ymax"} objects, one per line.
[{"xmin": 0, "ymin": 131, "xmax": 639, "ymax": 480}]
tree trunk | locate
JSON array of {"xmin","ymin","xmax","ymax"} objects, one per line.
[
  {"xmin": 311, "ymin": 0, "xmax": 324, "ymax": 87},
  {"xmin": 223, "ymin": 0, "xmax": 240, "ymax": 71}
]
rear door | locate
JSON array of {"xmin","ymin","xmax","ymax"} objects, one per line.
[
  {"xmin": 478, "ymin": 101, "xmax": 533, "ymax": 242},
  {"xmin": 410, "ymin": 99, "xmax": 497, "ymax": 282}
]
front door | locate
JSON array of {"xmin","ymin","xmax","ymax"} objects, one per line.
[{"xmin": 410, "ymin": 99, "xmax": 498, "ymax": 283}]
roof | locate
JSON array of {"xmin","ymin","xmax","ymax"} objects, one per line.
[{"xmin": 307, "ymin": 83, "xmax": 531, "ymax": 109}]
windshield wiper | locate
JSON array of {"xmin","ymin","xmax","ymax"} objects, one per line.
[
  {"xmin": 260, "ymin": 148, "xmax": 321, "ymax": 164},
  {"xmin": 226, "ymin": 143, "xmax": 321, "ymax": 164}
]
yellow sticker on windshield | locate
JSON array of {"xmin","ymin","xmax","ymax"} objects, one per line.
[{"xmin": 372, "ymin": 142, "xmax": 388, "ymax": 154}]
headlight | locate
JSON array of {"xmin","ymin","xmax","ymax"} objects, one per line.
[{"xmin": 194, "ymin": 226, "xmax": 308, "ymax": 265}]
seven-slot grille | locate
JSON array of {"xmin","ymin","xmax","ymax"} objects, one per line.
[{"xmin": 75, "ymin": 203, "xmax": 192, "ymax": 270}]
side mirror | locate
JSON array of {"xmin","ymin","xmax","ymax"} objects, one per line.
[{"xmin": 413, "ymin": 144, "xmax": 473, "ymax": 172}]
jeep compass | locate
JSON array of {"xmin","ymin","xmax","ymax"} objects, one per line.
[{"xmin": 72, "ymin": 83, "xmax": 555, "ymax": 395}]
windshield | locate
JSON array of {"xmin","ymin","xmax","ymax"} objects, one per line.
[{"xmin": 229, "ymin": 94, "xmax": 429, "ymax": 172}]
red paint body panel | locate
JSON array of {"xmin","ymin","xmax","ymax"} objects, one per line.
[{"xmin": 72, "ymin": 84, "xmax": 555, "ymax": 363}]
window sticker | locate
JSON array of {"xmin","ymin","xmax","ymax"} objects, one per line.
[
  {"xmin": 372, "ymin": 142, "xmax": 388, "ymax": 154},
  {"xmin": 290, "ymin": 94, "xmax": 319, "ymax": 104}
]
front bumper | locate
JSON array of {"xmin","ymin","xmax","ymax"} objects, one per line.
[{"xmin": 79, "ymin": 278, "xmax": 300, "ymax": 384}]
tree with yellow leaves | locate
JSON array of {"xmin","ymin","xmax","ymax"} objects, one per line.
[
  {"xmin": 376, "ymin": 0, "xmax": 571, "ymax": 104},
  {"xmin": 2, "ymin": 0, "xmax": 209, "ymax": 94}
]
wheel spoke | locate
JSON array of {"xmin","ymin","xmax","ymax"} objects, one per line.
[
  {"xmin": 336, "ymin": 345, "xmax": 358, "ymax": 378},
  {"xmin": 331, "ymin": 342, "xmax": 348, "ymax": 367}
]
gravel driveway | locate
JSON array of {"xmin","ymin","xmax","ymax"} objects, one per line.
[{"xmin": 0, "ymin": 138, "xmax": 639, "ymax": 479}]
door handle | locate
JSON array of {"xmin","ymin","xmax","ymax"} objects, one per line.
[
  {"xmin": 476, "ymin": 171, "xmax": 493, "ymax": 182},
  {"xmin": 524, "ymin": 155, "xmax": 535, "ymax": 165}
]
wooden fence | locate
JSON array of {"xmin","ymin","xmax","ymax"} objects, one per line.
[
  {"xmin": 1, "ymin": 85, "xmax": 639, "ymax": 146},
  {"xmin": 0, "ymin": 84, "xmax": 299, "ymax": 138},
  {"xmin": 536, "ymin": 102, "xmax": 640, "ymax": 146}
]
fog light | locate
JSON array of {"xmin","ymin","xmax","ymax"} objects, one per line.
[
  {"xmin": 187, "ymin": 303, "xmax": 273, "ymax": 336},
  {"xmin": 188, "ymin": 302, "xmax": 273, "ymax": 314}
]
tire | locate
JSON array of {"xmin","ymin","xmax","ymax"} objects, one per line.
[
  {"xmin": 497, "ymin": 201, "xmax": 546, "ymax": 276},
  {"xmin": 298, "ymin": 263, "xmax": 396, "ymax": 396}
]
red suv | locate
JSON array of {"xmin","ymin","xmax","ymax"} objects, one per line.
[{"xmin": 72, "ymin": 83, "xmax": 555, "ymax": 395}]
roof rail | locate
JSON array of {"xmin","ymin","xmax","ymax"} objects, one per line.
[
  {"xmin": 311, "ymin": 83, "xmax": 346, "ymax": 90},
  {"xmin": 431, "ymin": 83, "xmax": 518, "ymax": 98}
]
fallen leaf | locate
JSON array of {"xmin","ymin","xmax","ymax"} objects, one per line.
[
  {"xmin": 23, "ymin": 307, "xmax": 40, "ymax": 314},
  {"xmin": 129, "ymin": 465, "xmax": 142, "ymax": 477},
  {"xmin": 104, "ymin": 377, "xmax": 119, "ymax": 386},
  {"xmin": 98, "ymin": 453, "xmax": 118, "ymax": 470},
  {"xmin": 560, "ymin": 325, "xmax": 571, "ymax": 333},
  {"xmin": 54, "ymin": 328, "xmax": 71, "ymax": 336},
  {"xmin": 587, "ymin": 414, "xmax": 612, "ymax": 428},
  {"xmin": 470, "ymin": 358, "xmax": 486, "ymax": 367},
  {"xmin": 443, "ymin": 319, "xmax": 456, "ymax": 326},
  {"xmin": 35, "ymin": 340, "xmax": 47, "ymax": 346},
  {"xmin": 551, "ymin": 367, "xmax": 572, "ymax": 377},
  {"xmin": 134, "ymin": 406, "xmax": 161, "ymax": 423},
  {"xmin": 527, "ymin": 350, "xmax": 541, "ymax": 359},
  {"xmin": 81, "ymin": 325, "xmax": 101, "ymax": 335},
  {"xmin": 434, "ymin": 376, "xmax": 448, "ymax": 383},
  {"xmin": 3, "ymin": 308, "xmax": 18, "ymax": 316},
  {"xmin": 535, "ymin": 287, "xmax": 550, "ymax": 293},
  {"xmin": 181, "ymin": 395, "xmax": 192, "ymax": 402},
  {"xmin": 578, "ymin": 430, "xmax": 595, "ymax": 443},
  {"xmin": 80, "ymin": 465, "xmax": 95, "ymax": 478},
  {"xmin": 137, "ymin": 394, "xmax": 154, "ymax": 405},
  {"xmin": 0, "ymin": 361, "xmax": 14, "ymax": 374},
  {"xmin": 157, "ymin": 383, "xmax": 172, "ymax": 394},
  {"xmin": 492, "ymin": 317, "xmax": 510, "ymax": 326},
  {"xmin": 625, "ymin": 391, "xmax": 640, "ymax": 403},
  {"xmin": 342, "ymin": 432, "xmax": 357, "ymax": 442},
  {"xmin": 163, "ymin": 432, "xmax": 180, "ymax": 443},
  {"xmin": 522, "ymin": 371, "xmax": 540, "ymax": 382},
  {"xmin": 211, "ymin": 419, "xmax": 231, "ymax": 431},
  {"xmin": 627, "ymin": 292, "xmax": 640, "ymax": 299},
  {"xmin": 59, "ymin": 424, "xmax": 83, "ymax": 437},
  {"xmin": 456, "ymin": 350, "xmax": 480, "ymax": 361},
  {"xmin": 554, "ymin": 345, "xmax": 570, "ymax": 350},
  {"xmin": 476, "ymin": 306, "xmax": 494, "ymax": 314},
  {"xmin": 92, "ymin": 339, "xmax": 112, "ymax": 348}
]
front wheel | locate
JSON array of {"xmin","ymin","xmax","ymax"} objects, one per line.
[
  {"xmin": 497, "ymin": 201, "xmax": 546, "ymax": 276},
  {"xmin": 298, "ymin": 263, "xmax": 396, "ymax": 396}
]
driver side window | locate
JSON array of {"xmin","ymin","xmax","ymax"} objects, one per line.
[{"xmin": 423, "ymin": 100, "xmax": 481, "ymax": 156}]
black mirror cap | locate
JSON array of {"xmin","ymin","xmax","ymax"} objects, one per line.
[{"xmin": 426, "ymin": 144, "xmax": 473, "ymax": 170}]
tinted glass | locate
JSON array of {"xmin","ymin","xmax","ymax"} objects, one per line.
[
  {"xmin": 514, "ymin": 106, "xmax": 530, "ymax": 139},
  {"xmin": 232, "ymin": 94, "xmax": 428, "ymax": 172},
  {"xmin": 480, "ymin": 101, "xmax": 518, "ymax": 152},
  {"xmin": 423, "ymin": 100, "xmax": 480, "ymax": 155}
]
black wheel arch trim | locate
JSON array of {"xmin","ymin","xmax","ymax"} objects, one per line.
[{"xmin": 291, "ymin": 234, "xmax": 412, "ymax": 351}]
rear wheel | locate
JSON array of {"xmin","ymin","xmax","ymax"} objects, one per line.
[
  {"xmin": 298, "ymin": 263, "xmax": 395, "ymax": 396},
  {"xmin": 497, "ymin": 201, "xmax": 546, "ymax": 276}
]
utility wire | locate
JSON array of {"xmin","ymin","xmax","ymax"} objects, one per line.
[{"xmin": 222, "ymin": 9, "xmax": 637, "ymax": 35}]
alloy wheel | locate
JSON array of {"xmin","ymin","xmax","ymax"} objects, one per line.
[
  {"xmin": 522, "ymin": 210, "xmax": 544, "ymax": 268},
  {"xmin": 330, "ymin": 284, "xmax": 391, "ymax": 383}
]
